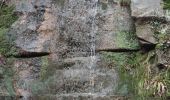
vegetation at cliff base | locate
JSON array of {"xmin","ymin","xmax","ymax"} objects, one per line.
[
  {"xmin": 110, "ymin": 51, "xmax": 170, "ymax": 100},
  {"xmin": 115, "ymin": 20, "xmax": 170, "ymax": 99}
]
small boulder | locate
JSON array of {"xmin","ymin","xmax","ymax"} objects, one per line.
[{"xmin": 135, "ymin": 22, "xmax": 156, "ymax": 44}]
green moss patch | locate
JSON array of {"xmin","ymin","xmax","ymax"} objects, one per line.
[
  {"xmin": 53, "ymin": 0, "xmax": 65, "ymax": 7},
  {"xmin": 116, "ymin": 31, "xmax": 140, "ymax": 49},
  {"xmin": 0, "ymin": 5, "xmax": 18, "ymax": 28},
  {"xmin": 120, "ymin": 0, "xmax": 131, "ymax": 6},
  {"xmin": 0, "ymin": 3, "xmax": 18, "ymax": 96},
  {"xmin": 40, "ymin": 56, "xmax": 49, "ymax": 80},
  {"xmin": 0, "ymin": 4, "xmax": 18, "ymax": 56},
  {"xmin": 0, "ymin": 58, "xmax": 16, "ymax": 96},
  {"xmin": 101, "ymin": 2, "xmax": 108, "ymax": 10},
  {"xmin": 101, "ymin": 52, "xmax": 128, "ymax": 66},
  {"xmin": 0, "ymin": 28, "xmax": 9, "ymax": 55}
]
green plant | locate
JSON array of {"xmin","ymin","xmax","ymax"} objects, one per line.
[
  {"xmin": 120, "ymin": 0, "xmax": 131, "ymax": 6},
  {"xmin": 0, "ymin": 28, "xmax": 10, "ymax": 55},
  {"xmin": 163, "ymin": 0, "xmax": 170, "ymax": 9},
  {"xmin": 116, "ymin": 51, "xmax": 170, "ymax": 99},
  {"xmin": 150, "ymin": 21, "xmax": 170, "ymax": 50}
]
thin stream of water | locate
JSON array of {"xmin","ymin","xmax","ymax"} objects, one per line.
[{"xmin": 89, "ymin": 0, "xmax": 98, "ymax": 94}]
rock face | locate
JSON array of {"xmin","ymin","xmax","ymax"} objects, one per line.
[
  {"xmin": 5, "ymin": 0, "xmax": 140, "ymax": 99},
  {"xmin": 8, "ymin": 0, "xmax": 56, "ymax": 52},
  {"xmin": 1, "ymin": 0, "xmax": 170, "ymax": 100},
  {"xmin": 8, "ymin": 0, "xmax": 140, "ymax": 53},
  {"xmin": 3, "ymin": 0, "xmax": 140, "ymax": 99},
  {"xmin": 131, "ymin": 0, "xmax": 164, "ymax": 18},
  {"xmin": 96, "ymin": 2, "xmax": 139, "ymax": 50}
]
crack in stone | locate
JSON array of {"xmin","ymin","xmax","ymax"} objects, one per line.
[{"xmin": 14, "ymin": 51, "xmax": 50, "ymax": 58}]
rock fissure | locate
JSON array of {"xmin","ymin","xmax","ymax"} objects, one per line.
[
  {"xmin": 14, "ymin": 51, "xmax": 50, "ymax": 58},
  {"xmin": 96, "ymin": 48, "xmax": 140, "ymax": 52}
]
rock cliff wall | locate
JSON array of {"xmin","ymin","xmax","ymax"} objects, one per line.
[{"xmin": 0, "ymin": 0, "xmax": 170, "ymax": 100}]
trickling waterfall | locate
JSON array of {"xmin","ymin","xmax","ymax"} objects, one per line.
[{"xmin": 89, "ymin": 0, "xmax": 98, "ymax": 94}]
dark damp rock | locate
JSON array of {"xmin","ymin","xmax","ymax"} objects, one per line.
[{"xmin": 139, "ymin": 41, "xmax": 156, "ymax": 52}]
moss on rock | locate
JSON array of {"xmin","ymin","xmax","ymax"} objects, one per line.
[
  {"xmin": 40, "ymin": 56, "xmax": 49, "ymax": 80},
  {"xmin": 0, "ymin": 4, "xmax": 18, "ymax": 57},
  {"xmin": 0, "ymin": 3, "xmax": 18, "ymax": 96},
  {"xmin": 0, "ymin": 5, "xmax": 18, "ymax": 28},
  {"xmin": 116, "ymin": 31, "xmax": 140, "ymax": 49},
  {"xmin": 53, "ymin": 0, "xmax": 65, "ymax": 7},
  {"xmin": 0, "ymin": 58, "xmax": 16, "ymax": 96},
  {"xmin": 120, "ymin": 0, "xmax": 131, "ymax": 6}
]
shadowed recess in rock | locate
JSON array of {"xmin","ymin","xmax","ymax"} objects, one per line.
[
  {"xmin": 96, "ymin": 48, "xmax": 140, "ymax": 52},
  {"xmin": 14, "ymin": 51, "xmax": 50, "ymax": 58},
  {"xmin": 138, "ymin": 37, "xmax": 156, "ymax": 52}
]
